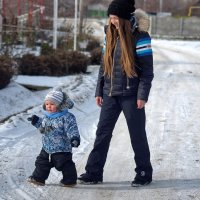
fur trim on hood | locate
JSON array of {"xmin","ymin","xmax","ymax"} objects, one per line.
[{"xmin": 135, "ymin": 9, "xmax": 150, "ymax": 32}]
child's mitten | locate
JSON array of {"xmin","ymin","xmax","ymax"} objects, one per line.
[
  {"xmin": 27, "ymin": 115, "xmax": 39, "ymax": 125},
  {"xmin": 71, "ymin": 137, "xmax": 80, "ymax": 148}
]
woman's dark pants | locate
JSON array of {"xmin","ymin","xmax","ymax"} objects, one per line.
[{"xmin": 85, "ymin": 95, "xmax": 153, "ymax": 180}]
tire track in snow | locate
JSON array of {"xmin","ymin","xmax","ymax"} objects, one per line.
[
  {"xmin": 1, "ymin": 46, "xmax": 200, "ymax": 199},
  {"xmin": 6, "ymin": 176, "xmax": 34, "ymax": 200},
  {"xmin": 149, "ymin": 43, "xmax": 200, "ymax": 198}
]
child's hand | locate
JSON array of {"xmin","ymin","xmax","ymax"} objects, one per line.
[
  {"xmin": 27, "ymin": 115, "xmax": 39, "ymax": 125},
  {"xmin": 71, "ymin": 137, "xmax": 80, "ymax": 148}
]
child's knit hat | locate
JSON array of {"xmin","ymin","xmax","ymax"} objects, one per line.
[
  {"xmin": 45, "ymin": 90, "xmax": 63, "ymax": 106},
  {"xmin": 43, "ymin": 88, "xmax": 74, "ymax": 110}
]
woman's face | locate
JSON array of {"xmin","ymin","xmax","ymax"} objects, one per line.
[{"xmin": 109, "ymin": 15, "xmax": 119, "ymax": 29}]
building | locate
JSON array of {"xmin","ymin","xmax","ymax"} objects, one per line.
[
  {"xmin": 188, "ymin": 0, "xmax": 200, "ymax": 16},
  {"xmin": 87, "ymin": 4, "xmax": 107, "ymax": 18}
]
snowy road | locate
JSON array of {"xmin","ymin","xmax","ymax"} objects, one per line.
[{"xmin": 0, "ymin": 40, "xmax": 200, "ymax": 200}]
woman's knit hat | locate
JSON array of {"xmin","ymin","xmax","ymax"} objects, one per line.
[
  {"xmin": 107, "ymin": 0, "xmax": 135, "ymax": 20},
  {"xmin": 43, "ymin": 88, "xmax": 74, "ymax": 110}
]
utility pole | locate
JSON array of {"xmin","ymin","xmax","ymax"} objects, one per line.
[
  {"xmin": 18, "ymin": 0, "xmax": 21, "ymax": 16},
  {"xmin": 159, "ymin": 0, "xmax": 163, "ymax": 12},
  {"xmin": 38, "ymin": 0, "xmax": 45, "ymax": 27},
  {"xmin": 74, "ymin": 0, "xmax": 78, "ymax": 51},
  {"xmin": 78, "ymin": 0, "xmax": 83, "ymax": 35},
  {"xmin": 28, "ymin": 0, "xmax": 33, "ymax": 28},
  {"xmin": 143, "ymin": 0, "xmax": 146, "ymax": 11},
  {"xmin": 53, "ymin": 0, "xmax": 58, "ymax": 49}
]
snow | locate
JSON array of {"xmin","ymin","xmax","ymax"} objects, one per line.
[
  {"xmin": 0, "ymin": 40, "xmax": 200, "ymax": 199},
  {"xmin": 152, "ymin": 39, "xmax": 200, "ymax": 56}
]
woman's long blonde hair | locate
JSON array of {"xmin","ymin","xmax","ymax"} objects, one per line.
[{"xmin": 104, "ymin": 18, "xmax": 137, "ymax": 78}]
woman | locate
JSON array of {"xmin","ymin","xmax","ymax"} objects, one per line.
[{"xmin": 78, "ymin": 0, "xmax": 154, "ymax": 187}]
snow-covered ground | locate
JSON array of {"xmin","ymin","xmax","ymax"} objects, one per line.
[{"xmin": 0, "ymin": 39, "xmax": 200, "ymax": 200}]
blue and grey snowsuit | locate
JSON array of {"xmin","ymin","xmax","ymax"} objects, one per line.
[
  {"xmin": 31, "ymin": 109, "xmax": 80, "ymax": 184},
  {"xmin": 84, "ymin": 28, "xmax": 154, "ymax": 182}
]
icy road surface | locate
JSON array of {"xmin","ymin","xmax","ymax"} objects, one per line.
[{"xmin": 0, "ymin": 40, "xmax": 200, "ymax": 200}]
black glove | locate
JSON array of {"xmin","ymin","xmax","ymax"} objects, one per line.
[
  {"xmin": 27, "ymin": 115, "xmax": 39, "ymax": 125},
  {"xmin": 71, "ymin": 137, "xmax": 80, "ymax": 148}
]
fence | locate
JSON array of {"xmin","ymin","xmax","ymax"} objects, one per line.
[{"xmin": 150, "ymin": 15, "xmax": 200, "ymax": 39}]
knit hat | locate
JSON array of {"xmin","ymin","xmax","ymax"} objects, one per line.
[
  {"xmin": 44, "ymin": 90, "xmax": 63, "ymax": 106},
  {"xmin": 43, "ymin": 88, "xmax": 74, "ymax": 110},
  {"xmin": 107, "ymin": 0, "xmax": 135, "ymax": 20}
]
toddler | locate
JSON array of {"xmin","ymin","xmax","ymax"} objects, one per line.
[{"xmin": 27, "ymin": 88, "xmax": 80, "ymax": 187}]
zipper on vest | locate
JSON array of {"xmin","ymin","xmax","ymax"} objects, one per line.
[
  {"xmin": 126, "ymin": 64, "xmax": 141, "ymax": 89},
  {"xmin": 109, "ymin": 38, "xmax": 118, "ymax": 96},
  {"xmin": 126, "ymin": 77, "xmax": 130, "ymax": 89}
]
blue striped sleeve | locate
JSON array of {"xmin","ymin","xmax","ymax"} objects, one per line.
[
  {"xmin": 102, "ymin": 37, "xmax": 106, "ymax": 54},
  {"xmin": 136, "ymin": 37, "xmax": 152, "ymax": 57}
]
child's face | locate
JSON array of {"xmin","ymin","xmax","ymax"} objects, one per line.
[{"xmin": 45, "ymin": 100, "xmax": 58, "ymax": 113}]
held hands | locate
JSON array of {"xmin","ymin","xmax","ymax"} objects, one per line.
[
  {"xmin": 27, "ymin": 115, "xmax": 39, "ymax": 125},
  {"xmin": 71, "ymin": 137, "xmax": 80, "ymax": 148}
]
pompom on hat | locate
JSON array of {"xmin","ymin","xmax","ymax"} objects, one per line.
[
  {"xmin": 107, "ymin": 0, "xmax": 135, "ymax": 20},
  {"xmin": 43, "ymin": 88, "xmax": 74, "ymax": 110}
]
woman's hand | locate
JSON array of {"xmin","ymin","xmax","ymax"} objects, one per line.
[
  {"xmin": 137, "ymin": 99, "xmax": 146, "ymax": 109},
  {"xmin": 96, "ymin": 96, "xmax": 103, "ymax": 107}
]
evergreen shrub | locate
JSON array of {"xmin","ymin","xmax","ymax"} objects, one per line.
[
  {"xmin": 64, "ymin": 51, "xmax": 89, "ymax": 74},
  {"xmin": 19, "ymin": 54, "xmax": 51, "ymax": 76},
  {"xmin": 90, "ymin": 47, "xmax": 102, "ymax": 65},
  {"xmin": 86, "ymin": 39, "xmax": 101, "ymax": 52},
  {"xmin": 18, "ymin": 51, "xmax": 89, "ymax": 76}
]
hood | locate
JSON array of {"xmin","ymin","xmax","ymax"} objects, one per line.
[{"xmin": 135, "ymin": 9, "xmax": 150, "ymax": 32}]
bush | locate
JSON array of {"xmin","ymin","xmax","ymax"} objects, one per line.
[
  {"xmin": 57, "ymin": 37, "xmax": 74, "ymax": 50},
  {"xmin": 18, "ymin": 54, "xmax": 51, "ymax": 76},
  {"xmin": 64, "ymin": 51, "xmax": 89, "ymax": 74},
  {"xmin": 18, "ymin": 51, "xmax": 89, "ymax": 76},
  {"xmin": 86, "ymin": 39, "xmax": 101, "ymax": 52},
  {"xmin": 0, "ymin": 56, "xmax": 14, "ymax": 89},
  {"xmin": 40, "ymin": 43, "xmax": 54, "ymax": 55},
  {"xmin": 45, "ymin": 54, "xmax": 65, "ymax": 76},
  {"xmin": 90, "ymin": 47, "xmax": 102, "ymax": 65}
]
